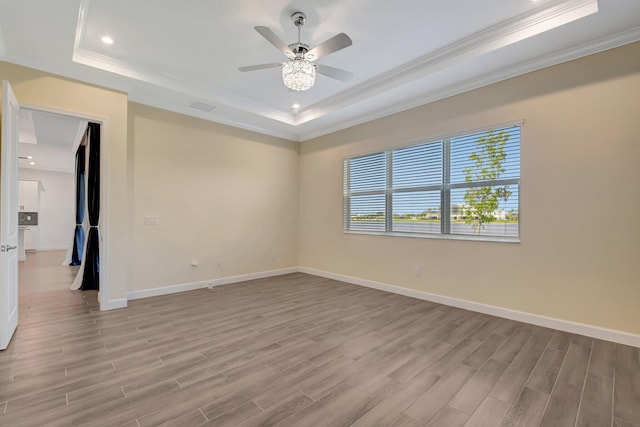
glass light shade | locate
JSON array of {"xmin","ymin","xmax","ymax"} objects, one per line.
[{"xmin": 282, "ymin": 59, "xmax": 316, "ymax": 91}]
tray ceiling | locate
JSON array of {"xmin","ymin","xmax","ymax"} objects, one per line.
[{"xmin": 1, "ymin": 0, "xmax": 639, "ymax": 141}]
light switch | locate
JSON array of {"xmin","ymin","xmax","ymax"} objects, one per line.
[{"xmin": 144, "ymin": 216, "xmax": 160, "ymax": 225}]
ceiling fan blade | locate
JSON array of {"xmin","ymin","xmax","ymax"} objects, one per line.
[
  {"xmin": 254, "ymin": 26, "xmax": 293, "ymax": 57},
  {"xmin": 315, "ymin": 64, "xmax": 354, "ymax": 82},
  {"xmin": 307, "ymin": 33, "xmax": 352, "ymax": 60},
  {"xmin": 238, "ymin": 63, "xmax": 282, "ymax": 72}
]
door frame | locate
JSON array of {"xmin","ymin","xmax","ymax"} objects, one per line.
[{"xmin": 19, "ymin": 104, "xmax": 109, "ymax": 310}]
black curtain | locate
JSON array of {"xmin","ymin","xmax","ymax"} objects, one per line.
[
  {"xmin": 70, "ymin": 144, "xmax": 86, "ymax": 266},
  {"xmin": 80, "ymin": 122, "xmax": 100, "ymax": 291}
]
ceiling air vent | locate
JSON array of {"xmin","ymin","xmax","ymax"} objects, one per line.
[{"xmin": 187, "ymin": 101, "xmax": 216, "ymax": 112}]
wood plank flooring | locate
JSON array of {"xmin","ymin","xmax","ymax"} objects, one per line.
[
  {"xmin": 1, "ymin": 252, "xmax": 639, "ymax": 426},
  {"xmin": 18, "ymin": 249, "xmax": 79, "ymax": 294}
]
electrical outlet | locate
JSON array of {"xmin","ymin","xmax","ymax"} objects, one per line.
[{"xmin": 415, "ymin": 266, "xmax": 422, "ymax": 277}]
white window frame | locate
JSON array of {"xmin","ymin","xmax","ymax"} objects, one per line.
[{"xmin": 343, "ymin": 122, "xmax": 522, "ymax": 243}]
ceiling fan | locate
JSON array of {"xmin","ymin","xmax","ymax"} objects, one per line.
[{"xmin": 239, "ymin": 11, "xmax": 354, "ymax": 91}]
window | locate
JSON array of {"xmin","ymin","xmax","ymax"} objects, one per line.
[{"xmin": 343, "ymin": 124, "xmax": 521, "ymax": 240}]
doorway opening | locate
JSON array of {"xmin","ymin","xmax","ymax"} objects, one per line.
[{"xmin": 17, "ymin": 108, "xmax": 97, "ymax": 297}]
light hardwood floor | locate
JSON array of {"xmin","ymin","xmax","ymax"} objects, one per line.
[
  {"xmin": 18, "ymin": 249, "xmax": 79, "ymax": 294},
  {"xmin": 1, "ymin": 251, "xmax": 639, "ymax": 426}
]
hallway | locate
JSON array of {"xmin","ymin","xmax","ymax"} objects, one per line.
[{"xmin": 18, "ymin": 250, "xmax": 79, "ymax": 295}]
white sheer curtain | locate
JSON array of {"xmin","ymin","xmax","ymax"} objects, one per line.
[
  {"xmin": 62, "ymin": 202, "xmax": 88, "ymax": 267},
  {"xmin": 71, "ymin": 122, "xmax": 100, "ymax": 291},
  {"xmin": 62, "ymin": 122, "xmax": 88, "ymax": 266},
  {"xmin": 70, "ymin": 224, "xmax": 88, "ymax": 290}
]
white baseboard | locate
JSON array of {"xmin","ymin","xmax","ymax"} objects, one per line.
[
  {"xmin": 102, "ymin": 264, "xmax": 640, "ymax": 347},
  {"xmin": 102, "ymin": 298, "xmax": 127, "ymax": 310},
  {"xmin": 37, "ymin": 246, "xmax": 69, "ymax": 251},
  {"xmin": 298, "ymin": 267, "xmax": 640, "ymax": 348},
  {"xmin": 126, "ymin": 267, "xmax": 299, "ymax": 301},
  {"xmin": 127, "ymin": 279, "xmax": 209, "ymax": 301}
]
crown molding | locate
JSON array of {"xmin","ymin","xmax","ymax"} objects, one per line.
[
  {"xmin": 74, "ymin": 1, "xmax": 296, "ymax": 126},
  {"xmin": 0, "ymin": 22, "xmax": 6, "ymax": 56},
  {"xmin": 295, "ymin": 0, "xmax": 598, "ymax": 126},
  {"xmin": 72, "ymin": 47, "xmax": 297, "ymax": 127},
  {"xmin": 128, "ymin": 92, "xmax": 302, "ymax": 142},
  {"xmin": 4, "ymin": 25, "xmax": 636, "ymax": 144},
  {"xmin": 298, "ymin": 27, "xmax": 640, "ymax": 142},
  {"xmin": 73, "ymin": 0, "xmax": 598, "ymax": 130},
  {"xmin": 0, "ymin": 49, "xmax": 302, "ymax": 141},
  {"xmin": 4, "ymin": 0, "xmax": 636, "ymax": 143}
]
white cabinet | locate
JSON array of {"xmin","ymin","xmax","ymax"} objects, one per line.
[
  {"xmin": 24, "ymin": 227, "xmax": 37, "ymax": 251},
  {"xmin": 18, "ymin": 180, "xmax": 39, "ymax": 212},
  {"xmin": 17, "ymin": 226, "xmax": 38, "ymax": 260}
]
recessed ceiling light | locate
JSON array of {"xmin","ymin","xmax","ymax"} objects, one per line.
[
  {"xmin": 101, "ymin": 35, "xmax": 114, "ymax": 45},
  {"xmin": 29, "ymin": 161, "xmax": 36, "ymax": 166},
  {"xmin": 292, "ymin": 103, "xmax": 300, "ymax": 110},
  {"xmin": 27, "ymin": 155, "xmax": 33, "ymax": 159}
]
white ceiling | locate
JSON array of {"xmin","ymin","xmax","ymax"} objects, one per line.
[
  {"xmin": 18, "ymin": 109, "xmax": 86, "ymax": 174},
  {"xmin": 1, "ymin": 0, "xmax": 639, "ymax": 141}
]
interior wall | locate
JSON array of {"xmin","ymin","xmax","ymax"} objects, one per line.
[
  {"xmin": 128, "ymin": 103, "xmax": 299, "ymax": 291},
  {"xmin": 2, "ymin": 43, "xmax": 638, "ymax": 337},
  {"xmin": 0, "ymin": 61, "xmax": 129, "ymax": 304},
  {"xmin": 299, "ymin": 42, "xmax": 640, "ymax": 335},
  {"xmin": 18, "ymin": 168, "xmax": 74, "ymax": 251}
]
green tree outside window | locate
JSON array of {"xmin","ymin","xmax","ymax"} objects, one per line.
[{"xmin": 462, "ymin": 130, "xmax": 512, "ymax": 234}]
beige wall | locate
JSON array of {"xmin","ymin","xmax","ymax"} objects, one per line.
[
  {"xmin": 3, "ymin": 43, "xmax": 639, "ymax": 336},
  {"xmin": 128, "ymin": 103, "xmax": 299, "ymax": 291},
  {"xmin": 1, "ymin": 62, "xmax": 299, "ymax": 304},
  {"xmin": 299, "ymin": 42, "xmax": 640, "ymax": 334},
  {"xmin": 0, "ymin": 62, "xmax": 129, "ymax": 304}
]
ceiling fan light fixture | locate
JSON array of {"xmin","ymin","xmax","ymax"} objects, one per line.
[
  {"xmin": 282, "ymin": 59, "xmax": 316, "ymax": 91},
  {"xmin": 241, "ymin": 11, "xmax": 352, "ymax": 90}
]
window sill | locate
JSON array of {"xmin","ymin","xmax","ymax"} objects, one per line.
[{"xmin": 343, "ymin": 230, "xmax": 520, "ymax": 244}]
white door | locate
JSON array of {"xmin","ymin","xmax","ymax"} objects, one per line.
[{"xmin": 1, "ymin": 80, "xmax": 20, "ymax": 350}]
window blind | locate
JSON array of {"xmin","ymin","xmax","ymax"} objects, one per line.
[{"xmin": 343, "ymin": 124, "xmax": 521, "ymax": 240}]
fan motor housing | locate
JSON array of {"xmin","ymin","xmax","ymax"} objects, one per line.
[{"xmin": 289, "ymin": 42, "xmax": 310, "ymax": 58}]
